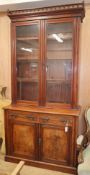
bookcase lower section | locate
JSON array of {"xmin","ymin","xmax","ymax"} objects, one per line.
[{"xmin": 4, "ymin": 106, "xmax": 79, "ymax": 175}]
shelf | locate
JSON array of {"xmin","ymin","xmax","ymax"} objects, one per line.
[
  {"xmin": 16, "ymin": 36, "xmax": 39, "ymax": 40},
  {"xmin": 16, "ymin": 58, "xmax": 71, "ymax": 62},
  {"xmin": 46, "ymin": 79, "xmax": 71, "ymax": 82},
  {"xmin": 47, "ymin": 58, "xmax": 72, "ymax": 60},
  {"xmin": 17, "ymin": 78, "xmax": 70, "ymax": 83},
  {"xmin": 47, "ymin": 38, "xmax": 72, "ymax": 41},
  {"xmin": 17, "ymin": 77, "xmax": 38, "ymax": 83},
  {"xmin": 47, "ymin": 49, "xmax": 72, "ymax": 51},
  {"xmin": 17, "ymin": 58, "xmax": 39, "ymax": 62},
  {"xmin": 16, "ymin": 50, "xmax": 72, "ymax": 61},
  {"xmin": 17, "ymin": 49, "xmax": 72, "ymax": 52}
]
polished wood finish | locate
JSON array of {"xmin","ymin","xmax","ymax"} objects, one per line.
[
  {"xmin": 40, "ymin": 124, "xmax": 72, "ymax": 165},
  {"xmin": 4, "ymin": 3, "xmax": 85, "ymax": 174},
  {"xmin": 8, "ymin": 3, "xmax": 85, "ymax": 107},
  {"xmin": 5, "ymin": 110, "xmax": 39, "ymax": 160},
  {"xmin": 4, "ymin": 107, "xmax": 79, "ymax": 173},
  {"xmin": 8, "ymin": 3, "xmax": 85, "ymax": 21}
]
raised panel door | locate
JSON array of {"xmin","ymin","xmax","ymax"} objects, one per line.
[
  {"xmin": 39, "ymin": 124, "xmax": 72, "ymax": 165},
  {"xmin": 8, "ymin": 116, "xmax": 38, "ymax": 160}
]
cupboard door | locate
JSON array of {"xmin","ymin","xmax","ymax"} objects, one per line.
[
  {"xmin": 8, "ymin": 115, "xmax": 38, "ymax": 160},
  {"xmin": 15, "ymin": 21, "xmax": 40, "ymax": 102},
  {"xmin": 46, "ymin": 20, "xmax": 73, "ymax": 104},
  {"xmin": 39, "ymin": 124, "xmax": 72, "ymax": 166}
]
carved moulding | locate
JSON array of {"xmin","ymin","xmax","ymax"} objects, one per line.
[{"xmin": 8, "ymin": 2, "xmax": 85, "ymax": 21}]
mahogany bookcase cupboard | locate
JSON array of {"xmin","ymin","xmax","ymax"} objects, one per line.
[{"xmin": 4, "ymin": 3, "xmax": 85, "ymax": 174}]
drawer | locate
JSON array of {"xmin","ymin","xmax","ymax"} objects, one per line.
[
  {"xmin": 39, "ymin": 114, "xmax": 73, "ymax": 126},
  {"xmin": 7, "ymin": 110, "xmax": 39, "ymax": 123},
  {"xmin": 7, "ymin": 110, "xmax": 74, "ymax": 126}
]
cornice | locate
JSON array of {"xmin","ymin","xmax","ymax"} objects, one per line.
[{"xmin": 8, "ymin": 2, "xmax": 85, "ymax": 21}]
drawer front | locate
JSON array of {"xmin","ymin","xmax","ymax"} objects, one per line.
[
  {"xmin": 39, "ymin": 114, "xmax": 73, "ymax": 126},
  {"xmin": 7, "ymin": 110, "xmax": 74, "ymax": 126},
  {"xmin": 7, "ymin": 110, "xmax": 39, "ymax": 123}
]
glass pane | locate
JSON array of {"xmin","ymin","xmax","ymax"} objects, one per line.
[
  {"xmin": 46, "ymin": 22, "xmax": 73, "ymax": 103},
  {"xmin": 16, "ymin": 24, "xmax": 39, "ymax": 101}
]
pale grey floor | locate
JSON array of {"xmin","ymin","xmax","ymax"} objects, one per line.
[{"xmin": 0, "ymin": 154, "xmax": 74, "ymax": 175}]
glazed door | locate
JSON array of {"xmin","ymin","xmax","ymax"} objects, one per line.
[
  {"xmin": 45, "ymin": 19, "xmax": 73, "ymax": 105},
  {"xmin": 39, "ymin": 124, "xmax": 72, "ymax": 166},
  {"xmin": 8, "ymin": 114, "xmax": 38, "ymax": 160},
  {"xmin": 14, "ymin": 21, "xmax": 40, "ymax": 103}
]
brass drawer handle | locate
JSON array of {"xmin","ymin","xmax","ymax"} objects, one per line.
[
  {"xmin": 9, "ymin": 114, "xmax": 17, "ymax": 119},
  {"xmin": 60, "ymin": 119, "xmax": 72, "ymax": 124},
  {"xmin": 9, "ymin": 114, "xmax": 36, "ymax": 121},
  {"xmin": 27, "ymin": 115, "xmax": 35, "ymax": 121},
  {"xmin": 41, "ymin": 117, "xmax": 49, "ymax": 122},
  {"xmin": 60, "ymin": 119, "xmax": 67, "ymax": 123}
]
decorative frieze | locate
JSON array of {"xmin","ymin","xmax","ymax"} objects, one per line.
[{"xmin": 8, "ymin": 2, "xmax": 85, "ymax": 21}]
